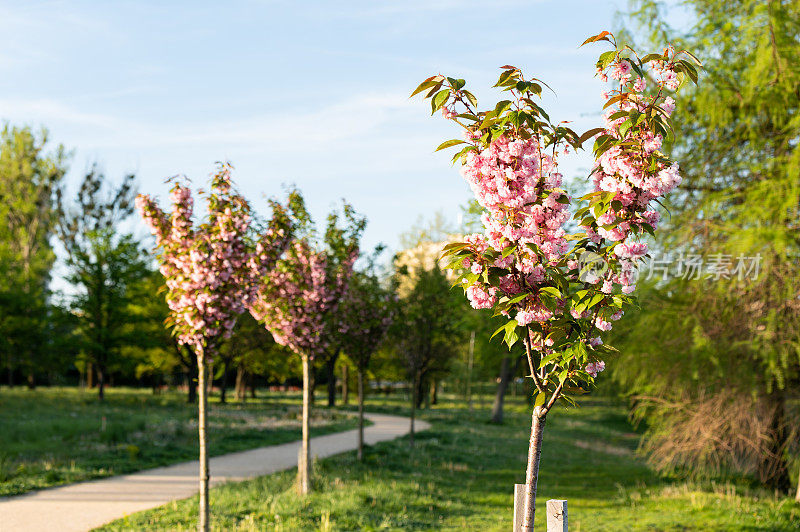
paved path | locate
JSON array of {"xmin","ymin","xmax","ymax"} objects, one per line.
[{"xmin": 0, "ymin": 412, "xmax": 429, "ymax": 532}]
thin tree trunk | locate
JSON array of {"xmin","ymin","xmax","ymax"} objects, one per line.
[
  {"xmin": 326, "ymin": 354, "xmax": 337, "ymax": 407},
  {"xmin": 342, "ymin": 364, "xmax": 349, "ymax": 405},
  {"xmin": 87, "ymin": 362, "xmax": 94, "ymax": 388},
  {"xmin": 248, "ymin": 373, "xmax": 256, "ymax": 399},
  {"xmin": 219, "ymin": 360, "xmax": 229, "ymax": 404},
  {"xmin": 308, "ymin": 363, "xmax": 316, "ymax": 406},
  {"xmin": 431, "ymin": 379, "xmax": 438, "ymax": 405},
  {"xmin": 466, "ymin": 331, "xmax": 474, "ymax": 409},
  {"xmin": 357, "ymin": 365, "xmax": 364, "ymax": 460},
  {"xmin": 235, "ymin": 365, "xmax": 246, "ymax": 402},
  {"xmin": 299, "ymin": 354, "xmax": 311, "ymax": 495},
  {"xmin": 416, "ymin": 373, "xmax": 426, "ymax": 409},
  {"xmin": 522, "ymin": 406, "xmax": 546, "ymax": 531},
  {"xmin": 197, "ymin": 349, "xmax": 209, "ymax": 532},
  {"xmin": 97, "ymin": 366, "xmax": 105, "ymax": 401},
  {"xmin": 187, "ymin": 364, "xmax": 198, "ymax": 404},
  {"xmin": 491, "ymin": 356, "xmax": 520, "ymax": 424},
  {"xmin": 409, "ymin": 372, "xmax": 417, "ymax": 447}
]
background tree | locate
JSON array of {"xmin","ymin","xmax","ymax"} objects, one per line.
[
  {"xmin": 612, "ymin": 0, "xmax": 800, "ymax": 494},
  {"xmin": 0, "ymin": 124, "xmax": 69, "ymax": 388},
  {"xmin": 318, "ymin": 204, "xmax": 366, "ymax": 407},
  {"xmin": 339, "ymin": 259, "xmax": 394, "ymax": 459},
  {"xmin": 56, "ymin": 167, "xmax": 149, "ymax": 400},
  {"xmin": 251, "ymin": 236, "xmax": 356, "ymax": 494},
  {"xmin": 138, "ymin": 164, "xmax": 293, "ymax": 531},
  {"xmin": 391, "ymin": 265, "xmax": 463, "ymax": 445}
]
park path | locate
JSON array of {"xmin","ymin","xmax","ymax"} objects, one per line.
[{"xmin": 0, "ymin": 412, "xmax": 429, "ymax": 532}]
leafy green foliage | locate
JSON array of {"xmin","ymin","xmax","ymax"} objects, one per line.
[
  {"xmin": 0, "ymin": 124, "xmax": 69, "ymax": 385},
  {"xmin": 612, "ymin": 0, "xmax": 800, "ymax": 493}
]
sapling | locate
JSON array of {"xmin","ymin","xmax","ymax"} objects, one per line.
[
  {"xmin": 413, "ymin": 31, "xmax": 699, "ymax": 530},
  {"xmin": 137, "ymin": 163, "xmax": 293, "ymax": 531}
]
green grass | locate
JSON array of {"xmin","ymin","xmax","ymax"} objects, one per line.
[
  {"xmin": 97, "ymin": 395, "xmax": 800, "ymax": 531},
  {"xmin": 0, "ymin": 386, "xmax": 360, "ymax": 496}
]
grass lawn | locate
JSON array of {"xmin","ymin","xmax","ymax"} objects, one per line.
[
  {"xmin": 0, "ymin": 386, "xmax": 360, "ymax": 497},
  {"xmin": 97, "ymin": 394, "xmax": 799, "ymax": 531}
]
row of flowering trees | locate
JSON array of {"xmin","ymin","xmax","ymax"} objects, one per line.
[
  {"xmin": 414, "ymin": 31, "xmax": 699, "ymax": 530},
  {"xmin": 137, "ymin": 165, "xmax": 392, "ymax": 529}
]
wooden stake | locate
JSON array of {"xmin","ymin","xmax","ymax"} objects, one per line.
[
  {"xmin": 513, "ymin": 483, "xmax": 525, "ymax": 532},
  {"xmin": 546, "ymin": 500, "xmax": 567, "ymax": 532}
]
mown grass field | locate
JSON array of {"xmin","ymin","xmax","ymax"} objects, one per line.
[
  {"xmin": 0, "ymin": 386, "xmax": 359, "ymax": 496},
  {"xmin": 99, "ymin": 395, "xmax": 800, "ymax": 531}
]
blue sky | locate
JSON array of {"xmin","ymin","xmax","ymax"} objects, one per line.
[{"xmin": 0, "ymin": 0, "xmax": 673, "ymax": 259}]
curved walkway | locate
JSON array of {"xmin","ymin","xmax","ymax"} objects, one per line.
[{"xmin": 0, "ymin": 412, "xmax": 430, "ymax": 532}]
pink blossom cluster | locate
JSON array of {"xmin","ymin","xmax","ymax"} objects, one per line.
[
  {"xmin": 137, "ymin": 164, "xmax": 292, "ymax": 355},
  {"xmin": 585, "ymin": 360, "xmax": 605, "ymax": 378},
  {"xmin": 581, "ymin": 55, "xmax": 683, "ymax": 295},
  {"xmin": 250, "ymin": 240, "xmax": 357, "ymax": 361},
  {"xmin": 457, "ymin": 135, "xmax": 570, "ymax": 325}
]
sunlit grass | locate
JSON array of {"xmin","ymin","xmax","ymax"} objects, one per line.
[
  {"xmin": 0, "ymin": 386, "xmax": 359, "ymax": 496},
  {"xmin": 98, "ymin": 394, "xmax": 799, "ymax": 531}
]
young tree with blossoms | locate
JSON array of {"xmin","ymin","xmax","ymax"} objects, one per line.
[
  {"xmin": 249, "ymin": 203, "xmax": 360, "ymax": 495},
  {"xmin": 413, "ymin": 31, "xmax": 699, "ymax": 530},
  {"xmin": 339, "ymin": 257, "xmax": 395, "ymax": 460},
  {"xmin": 136, "ymin": 164, "xmax": 293, "ymax": 531}
]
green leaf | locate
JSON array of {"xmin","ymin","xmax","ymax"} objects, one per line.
[
  {"xmin": 539, "ymin": 286, "xmax": 561, "ymax": 298},
  {"xmin": 431, "ymin": 90, "xmax": 449, "ymax": 114},
  {"xmin": 434, "ymin": 139, "xmax": 466, "ymax": 152},
  {"xmin": 501, "ymin": 245, "xmax": 517, "ymax": 258},
  {"xmin": 578, "ymin": 127, "xmax": 605, "ymax": 146},
  {"xmin": 461, "ymin": 89, "xmax": 478, "ymax": 107},
  {"xmin": 504, "ymin": 321, "xmax": 520, "ymax": 348},
  {"xmin": 539, "ymin": 350, "xmax": 560, "ymax": 368},
  {"xmin": 410, "ymin": 75, "xmax": 442, "ymax": 98},
  {"xmin": 534, "ymin": 392, "xmax": 546, "ymax": 407},
  {"xmin": 597, "ymin": 50, "xmax": 616, "ymax": 70}
]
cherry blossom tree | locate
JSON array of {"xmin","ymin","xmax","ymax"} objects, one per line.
[
  {"xmin": 413, "ymin": 32, "xmax": 700, "ymax": 530},
  {"xmin": 136, "ymin": 163, "xmax": 293, "ymax": 531},
  {"xmin": 249, "ymin": 204, "xmax": 359, "ymax": 494}
]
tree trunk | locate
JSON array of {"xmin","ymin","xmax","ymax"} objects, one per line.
[
  {"xmin": 87, "ymin": 362, "xmax": 94, "ymax": 388},
  {"xmin": 235, "ymin": 365, "xmax": 246, "ymax": 402},
  {"xmin": 522, "ymin": 406, "xmax": 546, "ymax": 531},
  {"xmin": 308, "ymin": 364, "xmax": 316, "ymax": 406},
  {"xmin": 416, "ymin": 373, "xmax": 426, "ymax": 409},
  {"xmin": 326, "ymin": 353, "xmax": 337, "ymax": 407},
  {"xmin": 409, "ymin": 372, "xmax": 417, "ymax": 447},
  {"xmin": 299, "ymin": 354, "xmax": 312, "ymax": 495},
  {"xmin": 219, "ymin": 360, "xmax": 229, "ymax": 404},
  {"xmin": 430, "ymin": 379, "xmax": 438, "ymax": 405},
  {"xmin": 187, "ymin": 364, "xmax": 198, "ymax": 404},
  {"xmin": 248, "ymin": 372, "xmax": 256, "ymax": 399},
  {"xmin": 491, "ymin": 356, "xmax": 521, "ymax": 424},
  {"xmin": 357, "ymin": 365, "xmax": 365, "ymax": 460},
  {"xmin": 342, "ymin": 364, "xmax": 349, "ymax": 405},
  {"xmin": 197, "ymin": 349, "xmax": 209, "ymax": 532},
  {"xmin": 97, "ymin": 365, "xmax": 105, "ymax": 401}
]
